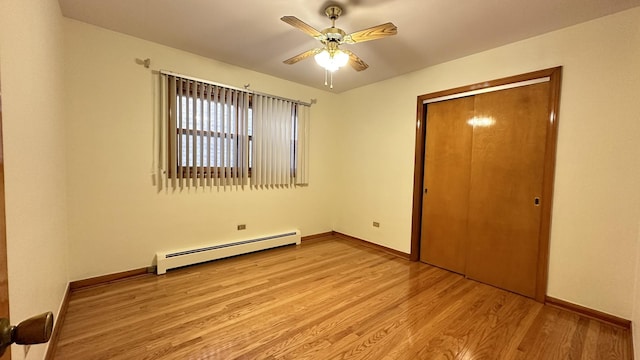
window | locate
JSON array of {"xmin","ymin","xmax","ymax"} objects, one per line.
[
  {"xmin": 158, "ymin": 73, "xmax": 310, "ymax": 190},
  {"xmin": 171, "ymin": 84, "xmax": 250, "ymax": 179}
]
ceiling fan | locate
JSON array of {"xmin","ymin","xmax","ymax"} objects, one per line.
[{"xmin": 281, "ymin": 5, "xmax": 397, "ymax": 88}]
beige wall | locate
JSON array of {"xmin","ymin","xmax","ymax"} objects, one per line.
[
  {"xmin": 63, "ymin": 19, "xmax": 338, "ymax": 281},
  {"xmin": 334, "ymin": 7, "xmax": 640, "ymax": 319},
  {"xmin": 0, "ymin": 0, "xmax": 69, "ymax": 359}
]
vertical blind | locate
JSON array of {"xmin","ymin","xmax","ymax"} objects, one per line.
[
  {"xmin": 295, "ymin": 103, "xmax": 310, "ymax": 185},
  {"xmin": 157, "ymin": 72, "xmax": 311, "ymax": 191}
]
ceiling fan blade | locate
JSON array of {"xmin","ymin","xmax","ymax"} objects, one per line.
[
  {"xmin": 283, "ymin": 48, "xmax": 322, "ymax": 65},
  {"xmin": 343, "ymin": 50, "xmax": 369, "ymax": 71},
  {"xmin": 344, "ymin": 22, "xmax": 398, "ymax": 44},
  {"xmin": 281, "ymin": 16, "xmax": 324, "ymax": 39}
]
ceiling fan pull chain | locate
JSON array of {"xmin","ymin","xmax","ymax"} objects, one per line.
[
  {"xmin": 330, "ymin": 71, "xmax": 334, "ymax": 89},
  {"xmin": 324, "ymin": 69, "xmax": 328, "ymax": 86}
]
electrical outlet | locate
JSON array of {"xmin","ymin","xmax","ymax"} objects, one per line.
[
  {"xmin": 373, "ymin": 222, "xmax": 380, "ymax": 228},
  {"xmin": 237, "ymin": 224, "xmax": 246, "ymax": 230}
]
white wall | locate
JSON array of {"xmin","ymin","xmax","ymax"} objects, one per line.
[
  {"xmin": 63, "ymin": 19, "xmax": 338, "ymax": 280},
  {"xmin": 334, "ymin": 7, "xmax": 640, "ymax": 319},
  {"xmin": 0, "ymin": 0, "xmax": 69, "ymax": 359}
]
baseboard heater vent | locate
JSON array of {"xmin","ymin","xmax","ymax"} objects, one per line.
[{"xmin": 155, "ymin": 230, "xmax": 301, "ymax": 274}]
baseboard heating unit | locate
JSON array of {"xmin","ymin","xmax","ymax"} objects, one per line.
[{"xmin": 155, "ymin": 230, "xmax": 301, "ymax": 274}]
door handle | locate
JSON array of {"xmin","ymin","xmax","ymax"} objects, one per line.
[{"xmin": 0, "ymin": 312, "xmax": 53, "ymax": 355}]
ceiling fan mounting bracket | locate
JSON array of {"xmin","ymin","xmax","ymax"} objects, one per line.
[{"xmin": 325, "ymin": 6, "xmax": 343, "ymax": 21}]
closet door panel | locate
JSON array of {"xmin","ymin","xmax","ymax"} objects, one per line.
[
  {"xmin": 466, "ymin": 83, "xmax": 550, "ymax": 297},
  {"xmin": 420, "ymin": 97, "xmax": 474, "ymax": 274}
]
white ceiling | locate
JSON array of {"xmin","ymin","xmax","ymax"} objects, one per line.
[{"xmin": 58, "ymin": 0, "xmax": 640, "ymax": 93}]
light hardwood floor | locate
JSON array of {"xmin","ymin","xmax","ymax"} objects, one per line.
[{"xmin": 53, "ymin": 236, "xmax": 632, "ymax": 359}]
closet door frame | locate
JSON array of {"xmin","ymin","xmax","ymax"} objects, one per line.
[{"xmin": 410, "ymin": 67, "xmax": 562, "ymax": 302}]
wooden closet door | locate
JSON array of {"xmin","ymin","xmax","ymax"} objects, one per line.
[
  {"xmin": 465, "ymin": 82, "xmax": 550, "ymax": 298},
  {"xmin": 419, "ymin": 96, "xmax": 474, "ymax": 274}
]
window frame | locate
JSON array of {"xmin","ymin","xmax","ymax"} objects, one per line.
[{"xmin": 167, "ymin": 83, "xmax": 256, "ymax": 179}]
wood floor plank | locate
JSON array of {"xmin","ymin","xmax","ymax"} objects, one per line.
[
  {"xmin": 53, "ymin": 236, "xmax": 632, "ymax": 359},
  {"xmin": 580, "ymin": 320, "xmax": 603, "ymax": 360},
  {"xmin": 596, "ymin": 323, "xmax": 629, "ymax": 359}
]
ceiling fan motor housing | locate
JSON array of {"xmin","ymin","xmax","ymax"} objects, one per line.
[{"xmin": 322, "ymin": 27, "xmax": 345, "ymax": 43}]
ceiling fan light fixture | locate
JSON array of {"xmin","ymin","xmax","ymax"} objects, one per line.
[{"xmin": 314, "ymin": 49, "xmax": 349, "ymax": 72}]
